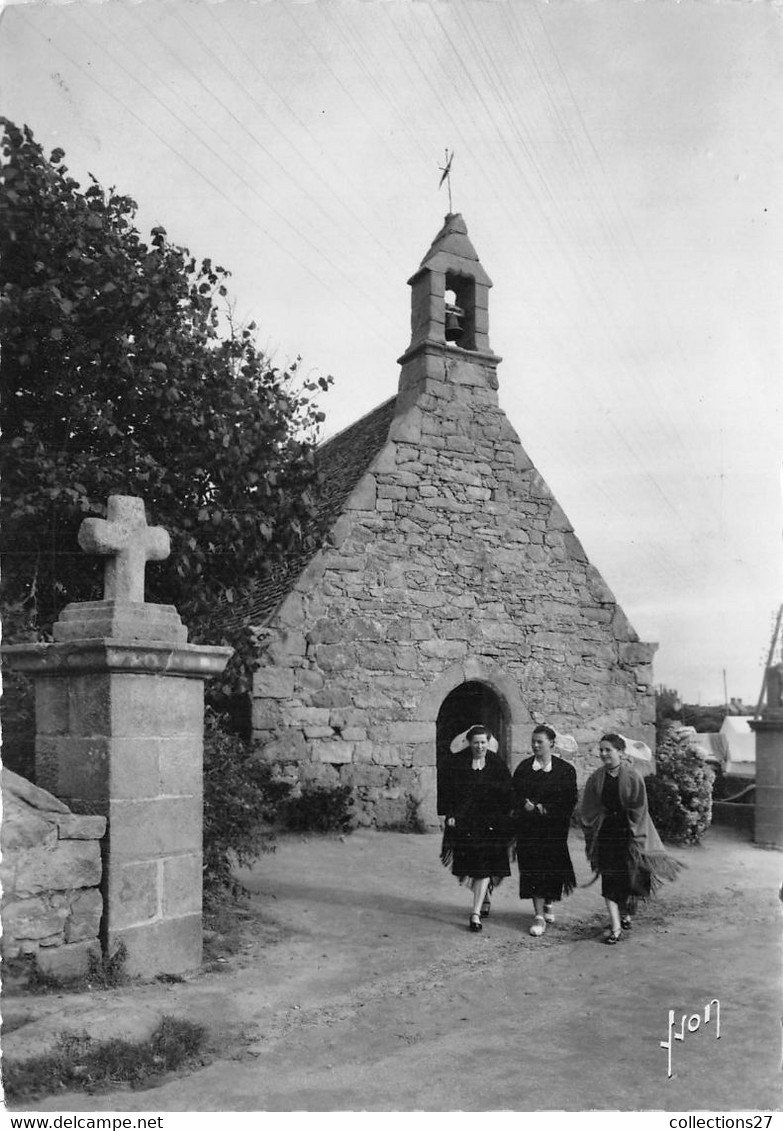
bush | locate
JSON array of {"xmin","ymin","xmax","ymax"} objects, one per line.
[
  {"xmin": 283, "ymin": 783, "xmax": 354, "ymax": 833},
  {"xmin": 202, "ymin": 710, "xmax": 292, "ymax": 899},
  {"xmin": 646, "ymin": 724, "xmax": 715, "ymax": 844},
  {"xmin": 2, "ymin": 1014, "xmax": 207, "ymax": 1101}
]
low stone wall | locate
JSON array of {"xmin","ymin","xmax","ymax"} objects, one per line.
[{"xmin": 1, "ymin": 769, "xmax": 106, "ymax": 978}]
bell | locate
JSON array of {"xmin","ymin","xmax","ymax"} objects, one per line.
[{"xmin": 445, "ymin": 303, "xmax": 464, "ymax": 342}]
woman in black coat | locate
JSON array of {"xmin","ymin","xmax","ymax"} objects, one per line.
[
  {"xmin": 512, "ymin": 724, "xmax": 577, "ymax": 937},
  {"xmin": 440, "ymin": 725, "xmax": 514, "ymax": 933}
]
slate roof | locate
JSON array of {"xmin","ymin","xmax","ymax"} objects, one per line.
[
  {"xmin": 414, "ymin": 212, "xmax": 492, "ymax": 287},
  {"xmin": 232, "ymin": 395, "xmax": 398, "ymax": 628}
]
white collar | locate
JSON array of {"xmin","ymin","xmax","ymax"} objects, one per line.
[
  {"xmin": 532, "ymin": 756, "xmax": 552, "ymax": 773},
  {"xmin": 471, "ymin": 758, "xmax": 486, "ymax": 770}
]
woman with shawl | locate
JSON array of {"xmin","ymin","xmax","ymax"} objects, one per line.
[
  {"xmin": 440, "ymin": 724, "xmax": 514, "ymax": 933},
  {"xmin": 581, "ymin": 733, "xmax": 682, "ymax": 944},
  {"xmin": 512, "ymin": 724, "xmax": 578, "ymax": 937}
]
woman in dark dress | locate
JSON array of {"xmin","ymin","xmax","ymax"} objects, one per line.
[
  {"xmin": 581, "ymin": 733, "xmax": 682, "ymax": 944},
  {"xmin": 440, "ymin": 724, "xmax": 514, "ymax": 933},
  {"xmin": 512, "ymin": 724, "xmax": 577, "ymax": 937}
]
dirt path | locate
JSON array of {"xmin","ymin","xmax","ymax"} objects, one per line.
[{"xmin": 8, "ymin": 824, "xmax": 782, "ymax": 1111}]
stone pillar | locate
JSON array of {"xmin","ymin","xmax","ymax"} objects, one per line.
[
  {"xmin": 749, "ymin": 663, "xmax": 783, "ymax": 850},
  {"xmin": 3, "ymin": 496, "xmax": 232, "ymax": 975}
]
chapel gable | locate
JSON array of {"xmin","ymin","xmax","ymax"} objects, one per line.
[{"xmin": 247, "ymin": 214, "xmax": 657, "ymax": 829}]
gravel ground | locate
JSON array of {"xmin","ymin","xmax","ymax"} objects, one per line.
[{"xmin": 5, "ymin": 822, "xmax": 781, "ymax": 1112}]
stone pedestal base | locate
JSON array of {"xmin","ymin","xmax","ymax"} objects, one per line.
[
  {"xmin": 53, "ymin": 600, "xmax": 188, "ymax": 644},
  {"xmin": 4, "ymin": 635, "xmax": 231, "ymax": 976}
]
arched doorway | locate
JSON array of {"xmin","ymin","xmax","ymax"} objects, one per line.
[{"xmin": 435, "ymin": 681, "xmax": 508, "ymax": 815}]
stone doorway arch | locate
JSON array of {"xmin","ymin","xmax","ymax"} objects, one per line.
[{"xmin": 435, "ymin": 680, "xmax": 508, "ymax": 816}]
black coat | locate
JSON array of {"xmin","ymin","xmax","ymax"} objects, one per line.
[
  {"xmin": 512, "ymin": 755, "xmax": 577, "ymax": 901},
  {"xmin": 440, "ymin": 751, "xmax": 514, "ymax": 882}
]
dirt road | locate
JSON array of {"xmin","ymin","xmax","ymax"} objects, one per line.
[{"xmin": 9, "ymin": 824, "xmax": 782, "ymax": 1111}]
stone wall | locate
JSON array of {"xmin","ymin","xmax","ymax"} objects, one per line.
[
  {"xmin": 251, "ymin": 349, "xmax": 656, "ymax": 828},
  {"xmin": 1, "ymin": 768, "xmax": 106, "ymax": 977}
]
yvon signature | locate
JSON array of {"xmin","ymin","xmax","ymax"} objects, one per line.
[{"xmin": 661, "ymin": 998, "xmax": 720, "ymax": 1078}]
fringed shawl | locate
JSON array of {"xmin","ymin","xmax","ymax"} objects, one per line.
[{"xmin": 580, "ymin": 764, "xmax": 683, "ymax": 894}]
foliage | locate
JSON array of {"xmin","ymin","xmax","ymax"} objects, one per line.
[
  {"xmin": 646, "ymin": 724, "xmax": 715, "ymax": 844},
  {"xmin": 202, "ymin": 710, "xmax": 292, "ymax": 898},
  {"xmin": 2, "ymin": 1015, "xmax": 207, "ymax": 1102},
  {"xmin": 85, "ymin": 941, "xmax": 129, "ymax": 990},
  {"xmin": 0, "ymin": 118, "xmax": 332, "ymax": 706},
  {"xmin": 283, "ymin": 782, "xmax": 354, "ymax": 833},
  {"xmin": 655, "ymin": 685, "xmax": 682, "ymax": 744},
  {"xmin": 18, "ymin": 941, "xmax": 128, "ymax": 995},
  {"xmin": 654, "ymin": 687, "xmax": 742, "ymax": 743}
]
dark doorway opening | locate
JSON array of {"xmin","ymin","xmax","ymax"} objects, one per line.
[{"xmin": 436, "ymin": 681, "xmax": 507, "ymax": 814}]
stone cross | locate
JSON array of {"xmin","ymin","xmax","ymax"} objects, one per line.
[{"xmin": 78, "ymin": 495, "xmax": 170, "ymax": 603}]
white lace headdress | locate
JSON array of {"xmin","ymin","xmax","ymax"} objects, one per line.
[
  {"xmin": 537, "ymin": 724, "xmax": 578, "ymax": 756},
  {"xmin": 450, "ymin": 726, "xmax": 499, "ymax": 754}
]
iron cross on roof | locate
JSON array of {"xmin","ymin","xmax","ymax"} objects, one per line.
[
  {"xmin": 78, "ymin": 495, "xmax": 170, "ymax": 603},
  {"xmin": 438, "ymin": 149, "xmax": 455, "ymax": 213}
]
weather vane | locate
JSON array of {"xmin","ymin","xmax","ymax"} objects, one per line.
[{"xmin": 438, "ymin": 148, "xmax": 454, "ymax": 213}]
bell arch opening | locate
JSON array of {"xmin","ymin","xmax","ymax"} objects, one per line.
[
  {"xmin": 435, "ymin": 680, "xmax": 509, "ymax": 815},
  {"xmin": 444, "ymin": 271, "xmax": 476, "ymax": 351}
]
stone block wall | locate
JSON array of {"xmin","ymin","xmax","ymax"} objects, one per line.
[
  {"xmin": 31, "ymin": 660, "xmax": 208, "ymax": 975},
  {"xmin": 1, "ymin": 769, "xmax": 106, "ymax": 978},
  {"xmin": 252, "ymin": 351, "xmax": 656, "ymax": 827}
]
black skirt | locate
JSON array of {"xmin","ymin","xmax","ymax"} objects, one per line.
[
  {"xmin": 516, "ymin": 813, "xmax": 576, "ymax": 901},
  {"xmin": 596, "ymin": 779, "xmax": 652, "ymax": 907},
  {"xmin": 445, "ymin": 821, "xmax": 512, "ymax": 883}
]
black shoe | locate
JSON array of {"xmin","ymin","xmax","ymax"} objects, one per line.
[
  {"xmin": 480, "ymin": 897, "xmax": 491, "ymax": 918},
  {"xmin": 469, "ymin": 914, "xmax": 483, "ymax": 932},
  {"xmin": 621, "ymin": 915, "xmax": 632, "ymax": 931}
]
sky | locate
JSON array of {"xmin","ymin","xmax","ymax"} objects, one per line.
[{"xmin": 2, "ymin": 0, "xmax": 781, "ymax": 707}]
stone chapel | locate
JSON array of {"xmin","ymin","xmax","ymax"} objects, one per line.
[{"xmin": 244, "ymin": 214, "xmax": 656, "ymax": 827}]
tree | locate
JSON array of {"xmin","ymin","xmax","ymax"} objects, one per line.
[{"xmin": 0, "ymin": 118, "xmax": 331, "ymax": 711}]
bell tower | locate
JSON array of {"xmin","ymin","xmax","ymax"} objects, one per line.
[{"xmin": 397, "ymin": 213, "xmax": 501, "ymax": 408}]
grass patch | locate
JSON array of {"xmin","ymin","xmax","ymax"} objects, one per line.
[
  {"xmin": 202, "ymin": 888, "xmax": 292, "ymax": 971},
  {"xmin": 1, "ymin": 1013, "xmax": 34, "ymax": 1036},
  {"xmin": 19, "ymin": 942, "xmax": 129, "ymax": 995},
  {"xmin": 3, "ymin": 1014, "xmax": 208, "ymax": 1103},
  {"xmin": 203, "ymin": 891, "xmax": 255, "ymax": 965}
]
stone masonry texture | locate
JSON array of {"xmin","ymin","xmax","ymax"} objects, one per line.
[
  {"xmin": 0, "ymin": 769, "xmax": 105, "ymax": 976},
  {"xmin": 251, "ymin": 350, "xmax": 656, "ymax": 827},
  {"xmin": 248, "ymin": 215, "xmax": 656, "ymax": 828}
]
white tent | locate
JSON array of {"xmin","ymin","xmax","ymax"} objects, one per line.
[{"xmin": 720, "ymin": 716, "xmax": 755, "ymax": 777}]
